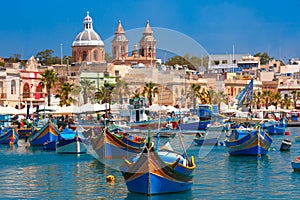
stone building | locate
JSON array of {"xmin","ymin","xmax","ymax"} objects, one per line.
[
  {"xmin": 111, "ymin": 21, "xmax": 156, "ymax": 68},
  {"xmin": 72, "ymin": 11, "xmax": 105, "ymax": 64}
]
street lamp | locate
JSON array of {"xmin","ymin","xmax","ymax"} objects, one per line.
[
  {"xmin": 18, "ymin": 79, "xmax": 22, "ymax": 109},
  {"xmin": 60, "ymin": 43, "xmax": 63, "ymax": 65}
]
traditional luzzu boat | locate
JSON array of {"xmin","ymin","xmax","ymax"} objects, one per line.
[
  {"xmin": 193, "ymin": 123, "xmax": 224, "ymax": 146},
  {"xmin": 15, "ymin": 127, "xmax": 32, "ymax": 139},
  {"xmin": 120, "ymin": 136, "xmax": 196, "ymax": 195},
  {"xmin": 194, "ymin": 132, "xmax": 218, "ymax": 146},
  {"xmin": 83, "ymin": 125, "xmax": 145, "ymax": 160},
  {"xmin": 56, "ymin": 127, "xmax": 86, "ymax": 154},
  {"xmin": 29, "ymin": 119, "xmax": 60, "ymax": 148},
  {"xmin": 224, "ymin": 126, "xmax": 272, "ymax": 156},
  {"xmin": 291, "ymin": 156, "xmax": 300, "ymax": 172},
  {"xmin": 0, "ymin": 127, "xmax": 19, "ymax": 145},
  {"xmin": 263, "ymin": 118, "xmax": 287, "ymax": 135}
]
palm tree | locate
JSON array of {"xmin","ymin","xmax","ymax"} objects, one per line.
[
  {"xmin": 40, "ymin": 69, "xmax": 58, "ymax": 106},
  {"xmin": 94, "ymin": 81, "xmax": 114, "ymax": 104},
  {"xmin": 141, "ymin": 82, "xmax": 159, "ymax": 106},
  {"xmin": 132, "ymin": 89, "xmax": 141, "ymax": 98},
  {"xmin": 282, "ymin": 96, "xmax": 291, "ymax": 109},
  {"xmin": 253, "ymin": 91, "xmax": 262, "ymax": 109},
  {"xmin": 191, "ymin": 83, "xmax": 202, "ymax": 107},
  {"xmin": 273, "ymin": 92, "xmax": 282, "ymax": 109},
  {"xmin": 206, "ymin": 88, "xmax": 215, "ymax": 104},
  {"xmin": 55, "ymin": 82, "xmax": 74, "ymax": 106},
  {"xmin": 262, "ymin": 90, "xmax": 273, "ymax": 109},
  {"xmin": 71, "ymin": 85, "xmax": 81, "ymax": 105},
  {"xmin": 111, "ymin": 79, "xmax": 130, "ymax": 105},
  {"xmin": 213, "ymin": 90, "xmax": 227, "ymax": 110},
  {"xmin": 291, "ymin": 90, "xmax": 299, "ymax": 109},
  {"xmin": 95, "ymin": 87, "xmax": 105, "ymax": 104},
  {"xmin": 80, "ymin": 79, "xmax": 96, "ymax": 104},
  {"xmin": 199, "ymin": 90, "xmax": 208, "ymax": 104}
]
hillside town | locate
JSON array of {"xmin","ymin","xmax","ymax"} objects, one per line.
[
  {"xmin": 0, "ymin": 12, "xmax": 300, "ymax": 111},
  {"xmin": 2, "ymin": 5, "xmax": 300, "ymax": 199}
]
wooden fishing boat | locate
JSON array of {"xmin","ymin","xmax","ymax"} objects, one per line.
[
  {"xmin": 263, "ymin": 118, "xmax": 287, "ymax": 135},
  {"xmin": 194, "ymin": 132, "xmax": 218, "ymax": 146},
  {"xmin": 83, "ymin": 127, "xmax": 145, "ymax": 159},
  {"xmin": 15, "ymin": 127, "xmax": 32, "ymax": 139},
  {"xmin": 193, "ymin": 122, "xmax": 223, "ymax": 146},
  {"xmin": 56, "ymin": 127, "xmax": 86, "ymax": 154},
  {"xmin": 225, "ymin": 126, "xmax": 272, "ymax": 156},
  {"xmin": 120, "ymin": 141, "xmax": 196, "ymax": 195},
  {"xmin": 29, "ymin": 120, "xmax": 60, "ymax": 148},
  {"xmin": 0, "ymin": 128, "xmax": 18, "ymax": 145},
  {"xmin": 292, "ymin": 156, "xmax": 300, "ymax": 172}
]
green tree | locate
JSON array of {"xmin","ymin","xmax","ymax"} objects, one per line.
[
  {"xmin": 72, "ymin": 85, "xmax": 81, "ymax": 105},
  {"xmin": 36, "ymin": 49, "xmax": 54, "ymax": 65},
  {"xmin": 254, "ymin": 52, "xmax": 273, "ymax": 65},
  {"xmin": 213, "ymin": 90, "xmax": 227, "ymax": 109},
  {"xmin": 141, "ymin": 82, "xmax": 159, "ymax": 106},
  {"xmin": 55, "ymin": 82, "xmax": 74, "ymax": 106},
  {"xmin": 191, "ymin": 83, "xmax": 202, "ymax": 107},
  {"xmin": 132, "ymin": 89, "xmax": 141, "ymax": 98},
  {"xmin": 94, "ymin": 81, "xmax": 114, "ymax": 104},
  {"xmin": 105, "ymin": 53, "xmax": 113, "ymax": 63},
  {"xmin": 111, "ymin": 79, "xmax": 130, "ymax": 104},
  {"xmin": 291, "ymin": 90, "xmax": 300, "ymax": 109},
  {"xmin": 80, "ymin": 79, "xmax": 96, "ymax": 104},
  {"xmin": 262, "ymin": 90, "xmax": 273, "ymax": 109},
  {"xmin": 253, "ymin": 91, "xmax": 262, "ymax": 109},
  {"xmin": 273, "ymin": 92, "xmax": 282, "ymax": 109},
  {"xmin": 282, "ymin": 96, "xmax": 291, "ymax": 109},
  {"xmin": 95, "ymin": 87, "xmax": 105, "ymax": 104},
  {"xmin": 40, "ymin": 69, "xmax": 58, "ymax": 106}
]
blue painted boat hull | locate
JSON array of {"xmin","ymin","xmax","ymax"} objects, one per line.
[
  {"xmin": 0, "ymin": 128, "xmax": 18, "ymax": 144},
  {"xmin": 266, "ymin": 125, "xmax": 285, "ymax": 135},
  {"xmin": 125, "ymin": 172, "xmax": 193, "ymax": 194},
  {"xmin": 292, "ymin": 161, "xmax": 300, "ymax": 172},
  {"xmin": 29, "ymin": 123, "xmax": 59, "ymax": 146},
  {"xmin": 225, "ymin": 130, "xmax": 272, "ymax": 156},
  {"xmin": 121, "ymin": 143, "xmax": 196, "ymax": 195},
  {"xmin": 194, "ymin": 137, "xmax": 218, "ymax": 146}
]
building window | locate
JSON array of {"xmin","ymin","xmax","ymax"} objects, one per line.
[
  {"xmin": 140, "ymin": 48, "xmax": 144, "ymax": 57},
  {"xmin": 113, "ymin": 47, "xmax": 116, "ymax": 58},
  {"xmin": 82, "ymin": 51, "xmax": 87, "ymax": 61},
  {"xmin": 222, "ymin": 60, "xmax": 228, "ymax": 64},
  {"xmin": 94, "ymin": 50, "xmax": 98, "ymax": 61},
  {"xmin": 121, "ymin": 46, "xmax": 125, "ymax": 55},
  {"xmin": 115, "ymin": 70, "xmax": 119, "ymax": 77},
  {"xmin": 11, "ymin": 80, "xmax": 16, "ymax": 95},
  {"xmin": 23, "ymin": 83, "xmax": 30, "ymax": 98}
]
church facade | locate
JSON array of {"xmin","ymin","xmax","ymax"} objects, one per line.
[{"xmin": 111, "ymin": 21, "xmax": 156, "ymax": 68}]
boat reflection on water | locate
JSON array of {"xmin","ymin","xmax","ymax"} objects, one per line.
[{"xmin": 125, "ymin": 190, "xmax": 193, "ymax": 200}]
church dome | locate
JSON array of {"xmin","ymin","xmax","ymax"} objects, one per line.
[{"xmin": 72, "ymin": 12, "xmax": 104, "ymax": 47}]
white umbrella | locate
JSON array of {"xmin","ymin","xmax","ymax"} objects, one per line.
[
  {"xmin": 166, "ymin": 105, "xmax": 179, "ymax": 113},
  {"xmin": 149, "ymin": 104, "xmax": 166, "ymax": 112}
]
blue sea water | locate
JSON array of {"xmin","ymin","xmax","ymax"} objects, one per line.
[{"xmin": 1, "ymin": 127, "xmax": 300, "ymax": 199}]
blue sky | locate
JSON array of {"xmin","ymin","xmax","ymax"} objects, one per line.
[{"xmin": 1, "ymin": 0, "xmax": 300, "ymax": 62}]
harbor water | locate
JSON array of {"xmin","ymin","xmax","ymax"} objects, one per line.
[{"xmin": 1, "ymin": 127, "xmax": 300, "ymax": 199}]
